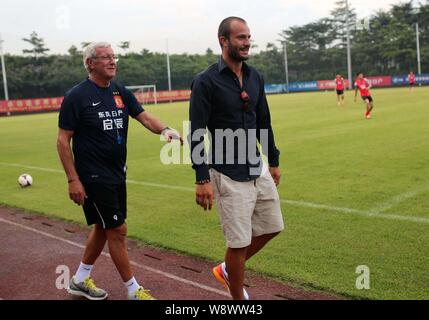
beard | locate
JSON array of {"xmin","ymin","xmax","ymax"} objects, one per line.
[{"xmin": 227, "ymin": 44, "xmax": 250, "ymax": 62}]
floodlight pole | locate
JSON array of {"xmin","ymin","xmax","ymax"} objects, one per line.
[
  {"xmin": 345, "ymin": 0, "xmax": 353, "ymax": 90},
  {"xmin": 416, "ymin": 23, "xmax": 421, "ymax": 75},
  {"xmin": 283, "ymin": 40, "xmax": 290, "ymax": 93},
  {"xmin": 166, "ymin": 38, "xmax": 172, "ymax": 92},
  {"xmin": 0, "ymin": 33, "xmax": 9, "ymax": 100}
]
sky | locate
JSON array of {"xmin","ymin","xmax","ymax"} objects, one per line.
[{"xmin": 0, "ymin": 0, "xmax": 408, "ymax": 55}]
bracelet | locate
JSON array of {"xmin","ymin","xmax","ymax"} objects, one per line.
[{"xmin": 195, "ymin": 179, "xmax": 211, "ymax": 185}]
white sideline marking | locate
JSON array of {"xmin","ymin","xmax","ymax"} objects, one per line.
[
  {"xmin": 369, "ymin": 185, "xmax": 429, "ymax": 214},
  {"xmin": 281, "ymin": 199, "xmax": 429, "ymax": 224},
  {"xmin": 1, "ymin": 162, "xmax": 428, "ymax": 225},
  {"xmin": 127, "ymin": 179, "xmax": 194, "ymax": 192},
  {"xmin": 0, "ymin": 217, "xmax": 229, "ymax": 298},
  {"xmin": 0, "ymin": 162, "xmax": 63, "ymax": 173}
]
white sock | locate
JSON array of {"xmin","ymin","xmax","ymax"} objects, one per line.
[
  {"xmin": 221, "ymin": 262, "xmax": 228, "ymax": 278},
  {"xmin": 124, "ymin": 276, "xmax": 140, "ymax": 295},
  {"xmin": 222, "ymin": 262, "xmax": 249, "ymax": 300},
  {"xmin": 75, "ymin": 262, "xmax": 93, "ymax": 283}
]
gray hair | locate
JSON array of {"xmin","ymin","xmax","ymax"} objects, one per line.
[{"xmin": 83, "ymin": 42, "xmax": 111, "ymax": 72}]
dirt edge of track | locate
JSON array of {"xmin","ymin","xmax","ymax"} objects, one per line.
[{"xmin": 0, "ymin": 205, "xmax": 347, "ymax": 300}]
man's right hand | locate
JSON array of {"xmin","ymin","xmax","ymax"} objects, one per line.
[
  {"xmin": 68, "ymin": 179, "xmax": 87, "ymax": 206},
  {"xmin": 195, "ymin": 182, "xmax": 214, "ymax": 211}
]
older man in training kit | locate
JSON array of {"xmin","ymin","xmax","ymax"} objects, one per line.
[{"xmin": 57, "ymin": 42, "xmax": 182, "ymax": 300}]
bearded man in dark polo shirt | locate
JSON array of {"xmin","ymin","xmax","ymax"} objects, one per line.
[
  {"xmin": 57, "ymin": 42, "xmax": 182, "ymax": 300},
  {"xmin": 189, "ymin": 17, "xmax": 284, "ymax": 300}
]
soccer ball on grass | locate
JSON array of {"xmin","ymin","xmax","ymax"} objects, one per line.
[{"xmin": 18, "ymin": 174, "xmax": 33, "ymax": 187}]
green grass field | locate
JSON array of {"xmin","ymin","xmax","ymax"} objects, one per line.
[{"xmin": 1, "ymin": 87, "xmax": 428, "ymax": 299}]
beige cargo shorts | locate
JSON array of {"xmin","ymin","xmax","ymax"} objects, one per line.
[{"xmin": 209, "ymin": 168, "xmax": 284, "ymax": 248}]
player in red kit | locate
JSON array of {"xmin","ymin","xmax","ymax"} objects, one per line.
[
  {"xmin": 408, "ymin": 71, "xmax": 415, "ymax": 91},
  {"xmin": 354, "ymin": 72, "xmax": 374, "ymax": 119},
  {"xmin": 335, "ymin": 74, "xmax": 345, "ymax": 106}
]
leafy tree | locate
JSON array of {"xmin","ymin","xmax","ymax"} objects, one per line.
[
  {"xmin": 80, "ymin": 42, "xmax": 91, "ymax": 50},
  {"xmin": 118, "ymin": 41, "xmax": 130, "ymax": 54},
  {"xmin": 68, "ymin": 45, "xmax": 80, "ymax": 56},
  {"xmin": 22, "ymin": 31, "xmax": 50, "ymax": 58},
  {"xmin": 329, "ymin": 0, "xmax": 357, "ymax": 48}
]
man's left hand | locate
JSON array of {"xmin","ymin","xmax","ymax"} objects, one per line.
[{"xmin": 269, "ymin": 167, "xmax": 281, "ymax": 186}]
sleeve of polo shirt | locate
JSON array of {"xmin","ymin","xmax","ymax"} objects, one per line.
[
  {"xmin": 122, "ymin": 87, "xmax": 145, "ymax": 118},
  {"xmin": 189, "ymin": 75, "xmax": 212, "ymax": 182},
  {"xmin": 256, "ymin": 74, "xmax": 280, "ymax": 168},
  {"xmin": 58, "ymin": 90, "xmax": 81, "ymax": 131}
]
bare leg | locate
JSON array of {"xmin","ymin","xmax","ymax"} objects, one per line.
[
  {"xmin": 245, "ymin": 232, "xmax": 281, "ymax": 261},
  {"xmin": 225, "ymin": 232, "xmax": 281, "ymax": 300},
  {"xmin": 82, "ymin": 224, "xmax": 107, "ymax": 265},
  {"xmin": 364, "ymin": 100, "xmax": 372, "ymax": 116},
  {"xmin": 105, "ymin": 224, "xmax": 133, "ymax": 282},
  {"xmin": 368, "ymin": 102, "xmax": 374, "ymax": 114},
  {"xmin": 225, "ymin": 247, "xmax": 247, "ymax": 300}
]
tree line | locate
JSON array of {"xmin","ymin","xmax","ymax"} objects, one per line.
[{"xmin": 0, "ymin": 0, "xmax": 428, "ymax": 99}]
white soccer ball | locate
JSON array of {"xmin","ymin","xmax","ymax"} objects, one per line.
[{"xmin": 18, "ymin": 174, "xmax": 33, "ymax": 187}]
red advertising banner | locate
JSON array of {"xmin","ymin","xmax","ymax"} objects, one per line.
[
  {"xmin": 317, "ymin": 76, "xmax": 392, "ymax": 90},
  {"xmin": 0, "ymin": 76, "xmax": 398, "ymax": 114},
  {"xmin": 317, "ymin": 79, "xmax": 350, "ymax": 90},
  {"xmin": 0, "ymin": 91, "xmax": 192, "ymax": 114},
  {"xmin": 366, "ymin": 76, "xmax": 392, "ymax": 87},
  {"xmin": 0, "ymin": 100, "xmax": 7, "ymax": 113},
  {"xmin": 156, "ymin": 90, "xmax": 191, "ymax": 102},
  {"xmin": 0, "ymin": 97, "xmax": 63, "ymax": 114},
  {"xmin": 134, "ymin": 90, "xmax": 191, "ymax": 104}
]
